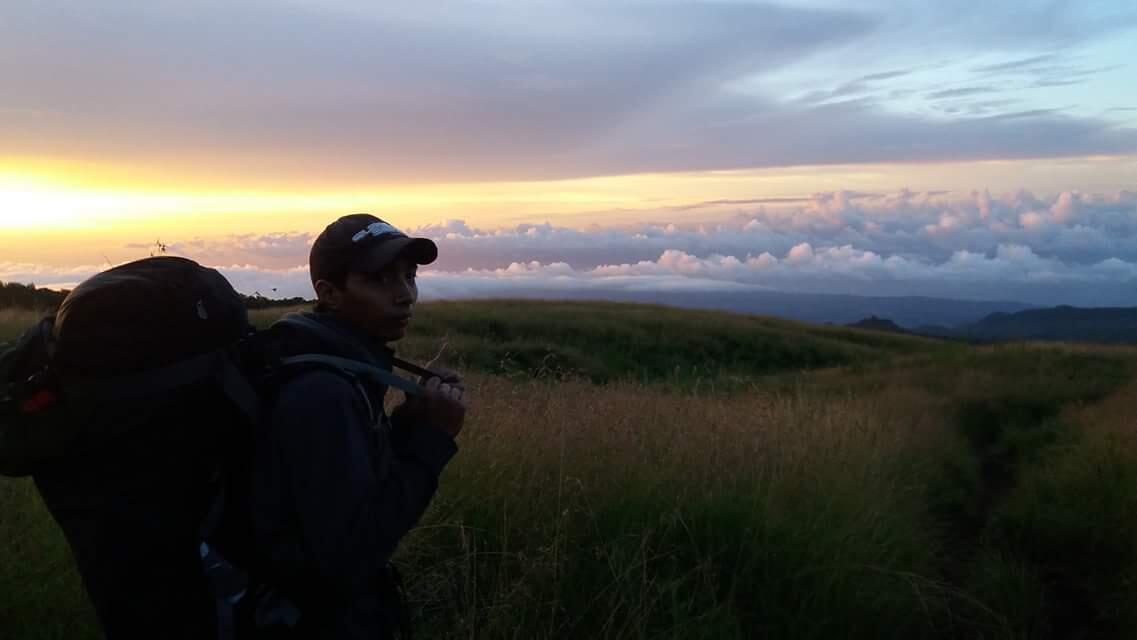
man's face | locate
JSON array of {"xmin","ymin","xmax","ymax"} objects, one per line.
[{"xmin": 333, "ymin": 256, "xmax": 420, "ymax": 342}]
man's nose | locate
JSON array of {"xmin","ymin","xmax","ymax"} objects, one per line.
[{"xmin": 393, "ymin": 278, "xmax": 415, "ymax": 304}]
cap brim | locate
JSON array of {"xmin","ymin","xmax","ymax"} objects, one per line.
[{"xmin": 351, "ymin": 236, "xmax": 438, "ymax": 274}]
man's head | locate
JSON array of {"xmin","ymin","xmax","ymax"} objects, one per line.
[{"xmin": 309, "ymin": 214, "xmax": 438, "ymax": 342}]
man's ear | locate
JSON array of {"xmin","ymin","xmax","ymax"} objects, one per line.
[{"xmin": 313, "ymin": 279, "xmax": 343, "ymax": 311}]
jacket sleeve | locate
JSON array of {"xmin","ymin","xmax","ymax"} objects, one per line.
[{"xmin": 268, "ymin": 370, "xmax": 457, "ymax": 592}]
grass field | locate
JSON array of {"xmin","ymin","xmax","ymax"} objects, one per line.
[{"xmin": 3, "ymin": 301, "xmax": 1137, "ymax": 638}]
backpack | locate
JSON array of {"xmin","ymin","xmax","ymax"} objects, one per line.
[{"xmin": 0, "ymin": 256, "xmax": 429, "ymax": 639}]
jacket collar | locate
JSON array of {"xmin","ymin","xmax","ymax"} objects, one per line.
[{"xmin": 278, "ymin": 310, "xmax": 396, "ymax": 369}]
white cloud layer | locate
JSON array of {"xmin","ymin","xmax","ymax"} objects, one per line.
[{"xmin": 5, "ymin": 190, "xmax": 1136, "ymax": 307}]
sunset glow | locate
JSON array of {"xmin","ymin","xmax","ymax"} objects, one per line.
[
  {"xmin": 1, "ymin": 1, "xmax": 1134, "ymax": 305},
  {"xmin": 4, "ymin": 154, "xmax": 1134, "ymax": 236}
]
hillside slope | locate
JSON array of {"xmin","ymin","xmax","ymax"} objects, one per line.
[
  {"xmin": 385, "ymin": 299, "xmax": 939, "ymax": 384},
  {"xmin": 451, "ymin": 288, "xmax": 1033, "ymax": 328}
]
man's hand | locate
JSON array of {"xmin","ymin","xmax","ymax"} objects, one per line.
[
  {"xmin": 393, "ymin": 368, "xmax": 467, "ymax": 439},
  {"xmin": 420, "ymin": 375, "xmax": 467, "ymax": 439},
  {"xmin": 425, "ymin": 367, "xmax": 463, "ymax": 391}
]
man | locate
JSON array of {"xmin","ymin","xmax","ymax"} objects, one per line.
[{"xmin": 248, "ymin": 214, "xmax": 466, "ymax": 639}]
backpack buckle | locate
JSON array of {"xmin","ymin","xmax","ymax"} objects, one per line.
[
  {"xmin": 19, "ymin": 388, "xmax": 57, "ymax": 414},
  {"xmin": 16, "ymin": 370, "xmax": 59, "ymax": 414}
]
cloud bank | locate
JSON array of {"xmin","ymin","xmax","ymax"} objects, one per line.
[{"xmin": 5, "ymin": 190, "xmax": 1135, "ymax": 307}]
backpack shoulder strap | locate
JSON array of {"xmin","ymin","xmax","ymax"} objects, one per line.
[
  {"xmin": 273, "ymin": 312, "xmax": 438, "ymax": 381},
  {"xmin": 278, "ymin": 354, "xmax": 425, "ymax": 397}
]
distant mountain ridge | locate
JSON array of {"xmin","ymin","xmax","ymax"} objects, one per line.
[
  {"xmin": 853, "ymin": 306, "xmax": 1137, "ymax": 345},
  {"xmin": 956, "ymin": 305, "xmax": 1137, "ymax": 344},
  {"xmin": 846, "ymin": 316, "xmax": 910, "ymax": 335}
]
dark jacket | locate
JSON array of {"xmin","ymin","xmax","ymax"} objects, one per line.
[{"xmin": 249, "ymin": 312, "xmax": 457, "ymax": 639}]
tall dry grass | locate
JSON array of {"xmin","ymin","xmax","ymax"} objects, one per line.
[
  {"xmin": 3, "ymin": 302, "xmax": 1136, "ymax": 638},
  {"xmin": 394, "ymin": 374, "xmax": 981, "ymax": 638}
]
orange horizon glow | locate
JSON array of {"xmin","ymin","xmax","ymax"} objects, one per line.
[{"xmin": 3, "ymin": 153, "xmax": 1136, "ymax": 267}]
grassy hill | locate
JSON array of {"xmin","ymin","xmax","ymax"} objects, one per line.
[
  {"xmin": 4, "ymin": 301, "xmax": 1137, "ymax": 639},
  {"xmin": 389, "ymin": 299, "xmax": 936, "ymax": 384},
  {"xmin": 251, "ymin": 299, "xmax": 939, "ymax": 388}
]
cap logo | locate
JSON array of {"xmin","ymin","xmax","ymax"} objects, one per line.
[{"xmin": 352, "ymin": 221, "xmax": 402, "ymax": 243}]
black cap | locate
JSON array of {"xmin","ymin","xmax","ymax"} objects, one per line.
[{"xmin": 309, "ymin": 214, "xmax": 438, "ymax": 286}]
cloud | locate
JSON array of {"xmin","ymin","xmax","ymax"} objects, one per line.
[
  {"xmin": 866, "ymin": 1, "xmax": 1137, "ymax": 49},
  {"xmin": 161, "ymin": 232, "xmax": 315, "ymax": 269},
  {"xmin": 422, "ymin": 242, "xmax": 1137, "ymax": 307},
  {"xmin": 107, "ymin": 189, "xmax": 1137, "ymax": 275},
  {"xmin": 927, "ymin": 86, "xmax": 999, "ymax": 100},
  {"xmin": 214, "ymin": 264, "xmax": 312, "ymax": 299},
  {"xmin": 857, "ymin": 68, "xmax": 916, "ymax": 82},
  {"xmin": 0, "ymin": 1, "xmax": 875, "ymax": 181},
  {"xmin": 408, "ymin": 189, "xmax": 1137, "ymax": 271},
  {"xmin": 7, "ymin": 189, "xmax": 1137, "ymax": 307},
  {"xmin": 1, "ymin": 1, "xmax": 1134, "ymax": 182},
  {"xmin": 410, "ymin": 188, "xmax": 1137, "ymax": 305},
  {"xmin": 0, "ymin": 263, "xmax": 104, "ymax": 290},
  {"xmin": 972, "ymin": 54, "xmax": 1061, "ymax": 74}
]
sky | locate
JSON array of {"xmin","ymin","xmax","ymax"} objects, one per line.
[{"xmin": 1, "ymin": 1, "xmax": 1135, "ymax": 306}]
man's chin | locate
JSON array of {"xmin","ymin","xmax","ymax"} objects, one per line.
[{"xmin": 378, "ymin": 326, "xmax": 406, "ymax": 343}]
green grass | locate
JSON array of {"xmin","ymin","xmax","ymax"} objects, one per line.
[
  {"xmin": 250, "ymin": 300, "xmax": 943, "ymax": 389},
  {"xmin": 3, "ymin": 301, "xmax": 1137, "ymax": 638},
  {"xmin": 392, "ymin": 299, "xmax": 941, "ymax": 387},
  {"xmin": 0, "ymin": 479, "xmax": 99, "ymax": 638},
  {"xmin": 0, "ymin": 307, "xmax": 101, "ymax": 635},
  {"xmin": 976, "ymin": 384, "xmax": 1137, "ymax": 638}
]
